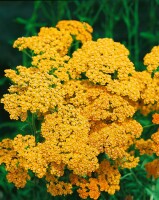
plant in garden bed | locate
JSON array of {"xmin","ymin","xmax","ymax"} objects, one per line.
[{"xmin": 1, "ymin": 20, "xmax": 159, "ymax": 199}]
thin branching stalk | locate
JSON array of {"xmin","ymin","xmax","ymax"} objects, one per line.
[
  {"xmin": 150, "ymin": 177, "xmax": 155, "ymax": 200},
  {"xmin": 134, "ymin": 0, "xmax": 139, "ymax": 66}
]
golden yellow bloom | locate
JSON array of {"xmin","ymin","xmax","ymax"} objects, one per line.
[
  {"xmin": 151, "ymin": 131, "xmax": 159, "ymax": 156},
  {"xmin": 62, "ymin": 80, "xmax": 136, "ymax": 122},
  {"xmin": 145, "ymin": 159, "xmax": 159, "ymax": 179},
  {"xmin": 1, "ymin": 66, "xmax": 66, "ymax": 121},
  {"xmin": 89, "ymin": 119, "xmax": 142, "ymax": 167},
  {"xmin": 67, "ymin": 38, "xmax": 134, "ymax": 82},
  {"xmin": 135, "ymin": 139, "xmax": 154, "ymax": 155},
  {"xmin": 107, "ymin": 71, "xmax": 152, "ymax": 101},
  {"xmin": 152, "ymin": 113, "xmax": 159, "ymax": 124},
  {"xmin": 70, "ymin": 159, "xmax": 120, "ymax": 199},
  {"xmin": 46, "ymin": 173, "xmax": 73, "ymax": 196},
  {"xmin": 2, "ymin": 19, "xmax": 159, "ymax": 199},
  {"xmin": 88, "ymin": 178, "xmax": 100, "ymax": 200},
  {"xmin": 13, "ymin": 27, "xmax": 72, "ymax": 56},
  {"xmin": 97, "ymin": 160, "xmax": 121, "ymax": 195},
  {"xmin": 0, "ymin": 139, "xmax": 16, "ymax": 165},
  {"xmin": 6, "ymin": 166, "xmax": 30, "ymax": 188},
  {"xmin": 56, "ymin": 20, "xmax": 93, "ymax": 43},
  {"xmin": 41, "ymin": 104, "xmax": 99, "ymax": 175},
  {"xmin": 115, "ymin": 153, "xmax": 139, "ymax": 169},
  {"xmin": 144, "ymin": 46, "xmax": 159, "ymax": 73}
]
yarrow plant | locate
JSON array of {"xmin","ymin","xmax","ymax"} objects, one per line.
[{"xmin": 1, "ymin": 20, "xmax": 159, "ymax": 199}]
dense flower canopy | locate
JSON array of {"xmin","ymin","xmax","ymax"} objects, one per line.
[{"xmin": 1, "ymin": 20, "xmax": 159, "ymax": 199}]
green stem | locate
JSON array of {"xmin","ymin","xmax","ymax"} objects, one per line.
[
  {"xmin": 23, "ymin": 50, "xmax": 32, "ymax": 58},
  {"xmin": 134, "ymin": 0, "xmax": 139, "ymax": 66},
  {"xmin": 150, "ymin": 177, "xmax": 155, "ymax": 200},
  {"xmin": 22, "ymin": 50, "xmax": 32, "ymax": 67},
  {"xmin": 130, "ymin": 169, "xmax": 142, "ymax": 187},
  {"xmin": 103, "ymin": 1, "xmax": 114, "ymax": 38},
  {"xmin": 122, "ymin": 0, "xmax": 132, "ymax": 53},
  {"xmin": 120, "ymin": 172, "xmax": 132, "ymax": 180},
  {"xmin": 100, "ymin": 193, "xmax": 106, "ymax": 200},
  {"xmin": 91, "ymin": 3, "xmax": 103, "ymax": 25},
  {"xmin": 143, "ymin": 124, "xmax": 156, "ymax": 129},
  {"xmin": 26, "ymin": 113, "xmax": 38, "ymax": 142},
  {"xmin": 32, "ymin": 113, "xmax": 36, "ymax": 135}
]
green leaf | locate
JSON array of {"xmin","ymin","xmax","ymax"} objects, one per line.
[
  {"xmin": 15, "ymin": 17, "xmax": 27, "ymax": 24},
  {"xmin": 154, "ymin": 178, "xmax": 159, "ymax": 199},
  {"xmin": 140, "ymin": 32, "xmax": 155, "ymax": 40},
  {"xmin": 0, "ymin": 77, "xmax": 7, "ymax": 86},
  {"xmin": 145, "ymin": 187, "xmax": 158, "ymax": 199},
  {"xmin": 155, "ymin": 0, "xmax": 159, "ymax": 5}
]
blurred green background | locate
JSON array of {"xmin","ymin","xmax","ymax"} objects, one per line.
[{"xmin": 0, "ymin": 1, "xmax": 159, "ymax": 199}]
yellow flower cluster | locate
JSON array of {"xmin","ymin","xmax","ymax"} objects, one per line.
[
  {"xmin": 46, "ymin": 173, "xmax": 73, "ymax": 196},
  {"xmin": 14, "ymin": 28, "xmax": 71, "ymax": 76},
  {"xmin": 70, "ymin": 160, "xmax": 120, "ymax": 199},
  {"xmin": 144, "ymin": 46, "xmax": 159, "ymax": 73},
  {"xmin": 7, "ymin": 167, "xmax": 30, "ymax": 188},
  {"xmin": 41, "ymin": 104, "xmax": 99, "ymax": 175},
  {"xmin": 135, "ymin": 139, "xmax": 154, "ymax": 155},
  {"xmin": 145, "ymin": 159, "xmax": 159, "ymax": 179},
  {"xmin": 151, "ymin": 130, "xmax": 159, "ymax": 156},
  {"xmin": 137, "ymin": 113, "xmax": 159, "ymax": 156},
  {"xmin": 62, "ymin": 80, "xmax": 136, "ymax": 122},
  {"xmin": 137, "ymin": 46, "xmax": 159, "ymax": 114},
  {"xmin": 13, "ymin": 26, "xmax": 72, "ymax": 56},
  {"xmin": 152, "ymin": 113, "xmax": 159, "ymax": 124},
  {"xmin": 67, "ymin": 38, "xmax": 134, "ymax": 81},
  {"xmin": 56, "ymin": 20, "xmax": 93, "ymax": 43},
  {"xmin": 67, "ymin": 38, "xmax": 159, "ymax": 106},
  {"xmin": 1, "ymin": 66, "xmax": 65, "ymax": 121},
  {"xmin": 0, "ymin": 137, "xmax": 31, "ymax": 188},
  {"xmin": 1, "ymin": 20, "xmax": 159, "ymax": 199},
  {"xmin": 89, "ymin": 120, "xmax": 142, "ymax": 168},
  {"xmin": 135, "ymin": 113, "xmax": 159, "ymax": 179}
]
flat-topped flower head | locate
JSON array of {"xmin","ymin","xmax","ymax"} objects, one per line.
[
  {"xmin": 56, "ymin": 20, "xmax": 93, "ymax": 43},
  {"xmin": 68, "ymin": 38, "xmax": 134, "ymax": 82},
  {"xmin": 13, "ymin": 26, "xmax": 72, "ymax": 56},
  {"xmin": 144, "ymin": 46, "xmax": 159, "ymax": 73},
  {"xmin": 1, "ymin": 66, "xmax": 65, "ymax": 121},
  {"xmin": 145, "ymin": 159, "xmax": 159, "ymax": 179}
]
